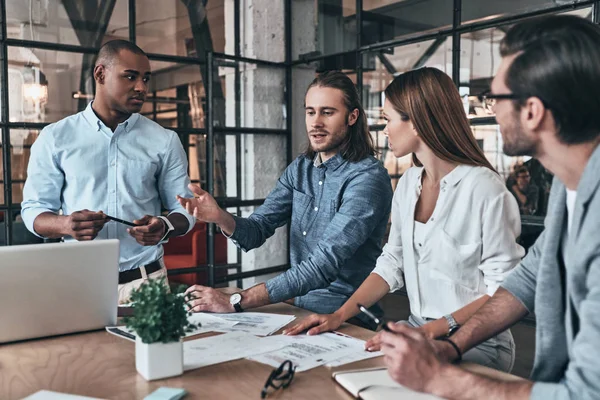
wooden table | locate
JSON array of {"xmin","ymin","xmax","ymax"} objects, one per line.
[{"xmin": 0, "ymin": 302, "xmax": 521, "ymax": 399}]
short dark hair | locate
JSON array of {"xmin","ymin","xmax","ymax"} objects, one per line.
[
  {"xmin": 303, "ymin": 71, "xmax": 375, "ymax": 162},
  {"xmin": 501, "ymin": 15, "xmax": 600, "ymax": 145},
  {"xmin": 515, "ymin": 165, "xmax": 529, "ymax": 176},
  {"xmin": 95, "ymin": 40, "xmax": 147, "ymax": 68}
]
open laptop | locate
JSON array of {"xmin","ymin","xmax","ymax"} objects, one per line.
[{"xmin": 0, "ymin": 239, "xmax": 119, "ymax": 344}]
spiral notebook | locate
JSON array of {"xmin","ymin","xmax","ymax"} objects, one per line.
[{"xmin": 332, "ymin": 367, "xmax": 442, "ymax": 400}]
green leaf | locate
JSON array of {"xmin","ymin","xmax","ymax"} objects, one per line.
[{"xmin": 124, "ymin": 277, "xmax": 200, "ymax": 344}]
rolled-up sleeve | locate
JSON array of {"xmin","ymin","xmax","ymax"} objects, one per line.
[
  {"xmin": 228, "ymin": 164, "xmax": 295, "ymax": 251},
  {"xmin": 479, "ymin": 191, "xmax": 525, "ymax": 295},
  {"xmin": 502, "ymin": 229, "xmax": 547, "ymax": 313},
  {"xmin": 372, "ymin": 187, "xmax": 404, "ymax": 292},
  {"xmin": 158, "ymin": 131, "xmax": 195, "ymax": 234},
  {"xmin": 265, "ymin": 169, "xmax": 393, "ymax": 303},
  {"xmin": 21, "ymin": 128, "xmax": 63, "ymax": 238}
]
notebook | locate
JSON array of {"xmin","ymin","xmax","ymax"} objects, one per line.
[{"xmin": 332, "ymin": 367, "xmax": 442, "ymax": 400}]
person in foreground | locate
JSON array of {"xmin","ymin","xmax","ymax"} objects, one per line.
[
  {"xmin": 21, "ymin": 40, "xmax": 195, "ymax": 304},
  {"xmin": 178, "ymin": 72, "xmax": 393, "ymax": 327},
  {"xmin": 376, "ymin": 15, "xmax": 600, "ymax": 399},
  {"xmin": 285, "ymin": 67, "xmax": 524, "ymax": 372}
]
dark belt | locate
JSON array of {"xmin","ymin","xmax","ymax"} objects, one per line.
[{"xmin": 119, "ymin": 260, "xmax": 162, "ymax": 284}]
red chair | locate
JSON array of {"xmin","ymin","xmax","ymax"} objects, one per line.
[{"xmin": 163, "ymin": 222, "xmax": 228, "ymax": 286}]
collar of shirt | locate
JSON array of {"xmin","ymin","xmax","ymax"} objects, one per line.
[
  {"xmin": 414, "ymin": 164, "xmax": 471, "ymax": 190},
  {"xmin": 82, "ymin": 101, "xmax": 140, "ymax": 133},
  {"xmin": 312, "ymin": 152, "xmax": 345, "ymax": 171}
]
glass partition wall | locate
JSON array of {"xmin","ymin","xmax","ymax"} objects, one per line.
[
  {"xmin": 290, "ymin": 0, "xmax": 596, "ymax": 249},
  {"xmin": 0, "ymin": 0, "xmax": 292, "ymax": 290},
  {"xmin": 1, "ymin": 1, "xmax": 598, "ymax": 284}
]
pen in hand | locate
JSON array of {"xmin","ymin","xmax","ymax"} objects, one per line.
[
  {"xmin": 357, "ymin": 303, "xmax": 392, "ymax": 332},
  {"xmin": 103, "ymin": 214, "xmax": 138, "ymax": 227}
]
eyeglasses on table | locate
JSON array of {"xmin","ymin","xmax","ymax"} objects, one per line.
[{"xmin": 260, "ymin": 359, "xmax": 296, "ymax": 398}]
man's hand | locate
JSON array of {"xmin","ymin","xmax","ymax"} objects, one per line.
[
  {"xmin": 282, "ymin": 313, "xmax": 343, "ymax": 336},
  {"xmin": 380, "ymin": 323, "xmax": 445, "ymax": 393},
  {"xmin": 128, "ymin": 215, "xmax": 166, "ymax": 246},
  {"xmin": 184, "ymin": 285, "xmax": 235, "ymax": 313},
  {"xmin": 177, "ymin": 184, "xmax": 222, "ymax": 223},
  {"xmin": 65, "ymin": 209, "xmax": 107, "ymax": 240}
]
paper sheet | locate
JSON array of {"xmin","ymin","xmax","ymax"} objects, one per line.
[
  {"xmin": 209, "ymin": 312, "xmax": 296, "ymax": 336},
  {"xmin": 106, "ymin": 313, "xmax": 237, "ymax": 342},
  {"xmin": 326, "ymin": 349, "xmax": 383, "ymax": 367},
  {"xmin": 183, "ymin": 332, "xmax": 286, "ymax": 371},
  {"xmin": 322, "ymin": 331, "xmax": 383, "ymax": 367},
  {"xmin": 247, "ymin": 331, "xmax": 367, "ymax": 372},
  {"xmin": 23, "ymin": 391, "xmax": 102, "ymax": 400}
]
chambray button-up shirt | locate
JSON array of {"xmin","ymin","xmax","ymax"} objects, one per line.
[
  {"xmin": 21, "ymin": 102, "xmax": 195, "ymax": 271},
  {"xmin": 229, "ymin": 153, "xmax": 393, "ymax": 314}
]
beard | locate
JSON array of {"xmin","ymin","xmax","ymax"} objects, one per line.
[
  {"xmin": 308, "ymin": 126, "xmax": 348, "ymax": 154},
  {"xmin": 501, "ymin": 113, "xmax": 537, "ymax": 157}
]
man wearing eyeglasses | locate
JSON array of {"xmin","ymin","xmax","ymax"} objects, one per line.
[
  {"xmin": 379, "ymin": 15, "xmax": 600, "ymax": 399},
  {"xmin": 508, "ymin": 165, "xmax": 540, "ymax": 215}
]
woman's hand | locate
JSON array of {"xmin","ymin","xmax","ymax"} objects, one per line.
[{"xmin": 283, "ymin": 313, "xmax": 344, "ymax": 336}]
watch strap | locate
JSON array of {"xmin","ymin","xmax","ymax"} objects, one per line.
[{"xmin": 157, "ymin": 216, "xmax": 175, "ymax": 243}]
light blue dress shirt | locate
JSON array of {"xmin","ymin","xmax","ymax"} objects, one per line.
[{"xmin": 21, "ymin": 102, "xmax": 196, "ymax": 271}]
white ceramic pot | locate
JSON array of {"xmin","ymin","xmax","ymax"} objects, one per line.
[{"xmin": 135, "ymin": 337, "xmax": 183, "ymax": 381}]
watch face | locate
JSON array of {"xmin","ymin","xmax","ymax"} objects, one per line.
[{"xmin": 230, "ymin": 293, "xmax": 242, "ymax": 305}]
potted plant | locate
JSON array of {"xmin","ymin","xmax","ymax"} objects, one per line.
[{"xmin": 124, "ymin": 278, "xmax": 199, "ymax": 381}]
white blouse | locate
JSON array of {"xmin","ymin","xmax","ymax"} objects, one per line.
[{"xmin": 372, "ymin": 165, "xmax": 525, "ymax": 319}]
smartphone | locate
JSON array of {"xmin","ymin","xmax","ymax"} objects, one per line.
[
  {"xmin": 104, "ymin": 214, "xmax": 137, "ymax": 227},
  {"xmin": 357, "ymin": 303, "xmax": 391, "ymax": 332}
]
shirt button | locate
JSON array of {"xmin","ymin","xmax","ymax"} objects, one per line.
[
  {"xmin": 318, "ymin": 181, "xmax": 323, "ymax": 186},
  {"xmin": 303, "ymin": 231, "xmax": 307, "ymax": 236},
  {"xmin": 314, "ymin": 207, "xmax": 318, "ymax": 211},
  {"xmin": 111, "ymin": 189, "xmax": 116, "ymax": 194},
  {"xmin": 418, "ymin": 243, "xmax": 422, "ymax": 247},
  {"xmin": 110, "ymin": 161, "xmax": 116, "ymax": 167},
  {"xmin": 430, "ymin": 217, "xmax": 434, "ymax": 221}
]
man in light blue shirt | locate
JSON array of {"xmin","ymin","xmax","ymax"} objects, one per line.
[{"xmin": 21, "ymin": 40, "xmax": 195, "ymax": 303}]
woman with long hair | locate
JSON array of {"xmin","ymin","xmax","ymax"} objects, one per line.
[{"xmin": 284, "ymin": 67, "xmax": 524, "ymax": 372}]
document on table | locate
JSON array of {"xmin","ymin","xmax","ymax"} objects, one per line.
[
  {"xmin": 106, "ymin": 313, "xmax": 237, "ymax": 341},
  {"xmin": 247, "ymin": 331, "xmax": 371, "ymax": 372},
  {"xmin": 184, "ymin": 332, "xmax": 286, "ymax": 371},
  {"xmin": 23, "ymin": 391, "xmax": 102, "ymax": 400},
  {"xmin": 210, "ymin": 312, "xmax": 296, "ymax": 336},
  {"xmin": 323, "ymin": 331, "xmax": 383, "ymax": 367}
]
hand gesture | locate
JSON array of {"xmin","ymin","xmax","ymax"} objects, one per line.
[
  {"xmin": 128, "ymin": 215, "xmax": 166, "ymax": 246},
  {"xmin": 177, "ymin": 184, "xmax": 222, "ymax": 223},
  {"xmin": 282, "ymin": 313, "xmax": 343, "ymax": 336},
  {"xmin": 184, "ymin": 285, "xmax": 234, "ymax": 313},
  {"xmin": 66, "ymin": 209, "xmax": 107, "ymax": 241}
]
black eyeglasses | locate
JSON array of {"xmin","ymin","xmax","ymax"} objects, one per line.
[
  {"xmin": 260, "ymin": 359, "xmax": 296, "ymax": 398},
  {"xmin": 477, "ymin": 90, "xmax": 523, "ymax": 112}
]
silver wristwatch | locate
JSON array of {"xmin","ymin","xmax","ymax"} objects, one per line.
[
  {"xmin": 229, "ymin": 292, "xmax": 243, "ymax": 312},
  {"xmin": 443, "ymin": 314, "xmax": 460, "ymax": 336}
]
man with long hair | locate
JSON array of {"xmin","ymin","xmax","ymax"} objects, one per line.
[
  {"xmin": 179, "ymin": 72, "xmax": 392, "ymax": 327},
  {"xmin": 379, "ymin": 15, "xmax": 600, "ymax": 399}
]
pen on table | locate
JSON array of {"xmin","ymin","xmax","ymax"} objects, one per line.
[
  {"xmin": 357, "ymin": 303, "xmax": 392, "ymax": 332},
  {"xmin": 104, "ymin": 214, "xmax": 137, "ymax": 227}
]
